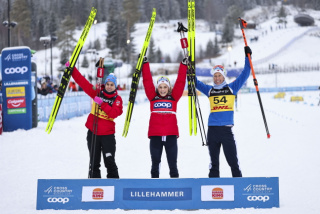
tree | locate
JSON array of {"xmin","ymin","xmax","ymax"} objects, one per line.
[
  {"xmin": 49, "ymin": 11, "xmax": 58, "ymax": 36},
  {"xmin": 156, "ymin": 48, "xmax": 163, "ymax": 63},
  {"xmin": 57, "ymin": 15, "xmax": 77, "ymax": 65},
  {"xmin": 81, "ymin": 55, "xmax": 89, "ymax": 68},
  {"xmin": 147, "ymin": 37, "xmax": 156, "ymax": 62},
  {"xmin": 94, "ymin": 38, "xmax": 101, "ymax": 50},
  {"xmin": 176, "ymin": 51, "xmax": 184, "ymax": 63},
  {"xmin": 164, "ymin": 54, "xmax": 172, "ymax": 63},
  {"xmin": 213, "ymin": 36, "xmax": 220, "ymax": 57},
  {"xmin": 122, "ymin": 0, "xmax": 140, "ymax": 44},
  {"xmin": 278, "ymin": 5, "xmax": 287, "ymax": 23},
  {"xmin": 206, "ymin": 40, "xmax": 214, "ymax": 58},
  {"xmin": 11, "ymin": 0, "xmax": 31, "ymax": 45},
  {"xmin": 222, "ymin": 16, "xmax": 234, "ymax": 43}
]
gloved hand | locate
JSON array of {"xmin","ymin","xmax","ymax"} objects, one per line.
[
  {"xmin": 93, "ymin": 96, "xmax": 103, "ymax": 105},
  {"xmin": 95, "ymin": 60, "xmax": 106, "ymax": 68},
  {"xmin": 244, "ymin": 46, "xmax": 252, "ymax": 57},
  {"xmin": 65, "ymin": 61, "xmax": 70, "ymax": 67},
  {"xmin": 182, "ymin": 57, "xmax": 189, "ymax": 65},
  {"xmin": 143, "ymin": 56, "xmax": 148, "ymax": 63}
]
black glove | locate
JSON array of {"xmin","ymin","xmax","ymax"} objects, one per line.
[
  {"xmin": 181, "ymin": 57, "xmax": 188, "ymax": 65},
  {"xmin": 244, "ymin": 46, "xmax": 252, "ymax": 57},
  {"xmin": 95, "ymin": 60, "xmax": 106, "ymax": 68},
  {"xmin": 143, "ymin": 56, "xmax": 148, "ymax": 63}
]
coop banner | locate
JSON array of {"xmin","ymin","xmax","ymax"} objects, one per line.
[
  {"xmin": 1, "ymin": 46, "xmax": 32, "ymax": 131},
  {"xmin": 37, "ymin": 177, "xmax": 279, "ymax": 210}
]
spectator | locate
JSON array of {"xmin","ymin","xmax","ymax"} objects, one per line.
[
  {"xmin": 37, "ymin": 78, "xmax": 53, "ymax": 95},
  {"xmin": 69, "ymin": 81, "xmax": 78, "ymax": 92}
]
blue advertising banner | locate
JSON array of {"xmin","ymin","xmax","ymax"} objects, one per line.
[
  {"xmin": 1, "ymin": 47, "xmax": 32, "ymax": 131},
  {"xmin": 196, "ymin": 67, "xmax": 242, "ymax": 78},
  {"xmin": 37, "ymin": 177, "xmax": 279, "ymax": 210}
]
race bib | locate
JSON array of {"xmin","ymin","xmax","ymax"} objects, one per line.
[{"xmin": 209, "ymin": 95, "xmax": 235, "ymax": 112}]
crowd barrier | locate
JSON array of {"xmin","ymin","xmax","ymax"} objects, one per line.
[
  {"xmin": 37, "ymin": 92, "xmax": 91, "ymax": 122},
  {"xmin": 240, "ymin": 85, "xmax": 319, "ymax": 93},
  {"xmin": 36, "ymin": 90, "xmax": 147, "ymax": 122}
]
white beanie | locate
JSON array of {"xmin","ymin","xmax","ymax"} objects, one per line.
[
  {"xmin": 211, "ymin": 65, "xmax": 226, "ymax": 78},
  {"xmin": 156, "ymin": 76, "xmax": 171, "ymax": 88}
]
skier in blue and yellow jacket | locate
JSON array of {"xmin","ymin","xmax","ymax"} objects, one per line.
[{"xmin": 196, "ymin": 46, "xmax": 252, "ymax": 178}]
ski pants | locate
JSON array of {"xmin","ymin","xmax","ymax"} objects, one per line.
[
  {"xmin": 87, "ymin": 130, "xmax": 119, "ymax": 178},
  {"xmin": 149, "ymin": 135, "xmax": 179, "ymax": 178},
  {"xmin": 207, "ymin": 126, "xmax": 242, "ymax": 178}
]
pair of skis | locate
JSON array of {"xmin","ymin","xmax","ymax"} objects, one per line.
[
  {"xmin": 122, "ymin": 8, "xmax": 156, "ymax": 137},
  {"xmin": 177, "ymin": 0, "xmax": 207, "ymax": 146},
  {"xmin": 46, "ymin": 7, "xmax": 97, "ymax": 134}
]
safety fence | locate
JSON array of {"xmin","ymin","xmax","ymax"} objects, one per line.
[
  {"xmin": 37, "ymin": 92, "xmax": 91, "ymax": 122},
  {"xmin": 36, "ymin": 90, "xmax": 147, "ymax": 122}
]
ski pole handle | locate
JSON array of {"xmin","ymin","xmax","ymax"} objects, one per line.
[
  {"xmin": 177, "ymin": 22, "xmax": 189, "ymax": 58},
  {"xmin": 238, "ymin": 17, "xmax": 248, "ymax": 47}
]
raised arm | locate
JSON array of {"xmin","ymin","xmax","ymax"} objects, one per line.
[
  {"xmin": 142, "ymin": 62, "xmax": 157, "ymax": 101},
  {"xmin": 71, "ymin": 66, "xmax": 97, "ymax": 98},
  {"xmin": 171, "ymin": 61, "xmax": 187, "ymax": 101}
]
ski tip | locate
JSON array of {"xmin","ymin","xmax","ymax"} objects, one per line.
[{"xmin": 267, "ymin": 134, "xmax": 271, "ymax": 139}]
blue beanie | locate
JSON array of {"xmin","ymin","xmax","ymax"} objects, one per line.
[{"xmin": 105, "ymin": 73, "xmax": 117, "ymax": 87}]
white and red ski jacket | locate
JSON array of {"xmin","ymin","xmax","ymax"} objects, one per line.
[{"xmin": 142, "ymin": 62, "xmax": 187, "ymax": 138}]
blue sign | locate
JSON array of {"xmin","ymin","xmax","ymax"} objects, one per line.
[
  {"xmin": 1, "ymin": 47, "xmax": 32, "ymax": 131},
  {"xmin": 37, "ymin": 177, "xmax": 279, "ymax": 210},
  {"xmin": 196, "ymin": 67, "xmax": 243, "ymax": 78},
  {"xmin": 123, "ymin": 188, "xmax": 192, "ymax": 201}
]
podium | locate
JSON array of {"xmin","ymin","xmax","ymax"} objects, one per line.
[{"xmin": 37, "ymin": 177, "xmax": 279, "ymax": 210}]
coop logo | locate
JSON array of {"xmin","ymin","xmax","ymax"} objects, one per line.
[
  {"xmin": 92, "ymin": 188, "xmax": 104, "ymax": 200},
  {"xmin": 154, "ymin": 102, "xmax": 172, "ymax": 109},
  {"xmin": 212, "ymin": 187, "xmax": 223, "ymax": 199},
  {"xmin": 4, "ymin": 54, "xmax": 11, "ymax": 61},
  {"xmin": 7, "ymin": 98, "xmax": 26, "ymax": 108},
  {"xmin": 47, "ymin": 197, "xmax": 69, "ymax": 204},
  {"xmin": 247, "ymin": 195, "xmax": 270, "ymax": 202},
  {"xmin": 4, "ymin": 66, "xmax": 28, "ymax": 75}
]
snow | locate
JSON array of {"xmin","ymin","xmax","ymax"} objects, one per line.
[{"xmin": 1, "ymin": 4, "xmax": 320, "ymax": 214}]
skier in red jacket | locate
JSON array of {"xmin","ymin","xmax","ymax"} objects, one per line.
[
  {"xmin": 142, "ymin": 57, "xmax": 187, "ymax": 178},
  {"xmin": 71, "ymin": 66, "xmax": 123, "ymax": 178}
]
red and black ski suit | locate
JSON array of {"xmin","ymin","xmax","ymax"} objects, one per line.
[
  {"xmin": 142, "ymin": 62, "xmax": 187, "ymax": 178},
  {"xmin": 72, "ymin": 67, "xmax": 123, "ymax": 178}
]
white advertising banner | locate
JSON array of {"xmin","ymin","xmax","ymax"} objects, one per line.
[
  {"xmin": 201, "ymin": 185, "xmax": 234, "ymax": 201},
  {"xmin": 82, "ymin": 186, "xmax": 114, "ymax": 202}
]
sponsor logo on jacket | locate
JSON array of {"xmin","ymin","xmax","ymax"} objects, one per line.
[{"xmin": 153, "ymin": 102, "xmax": 172, "ymax": 109}]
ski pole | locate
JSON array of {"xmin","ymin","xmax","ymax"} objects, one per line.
[
  {"xmin": 177, "ymin": 22, "xmax": 207, "ymax": 146},
  {"xmin": 238, "ymin": 17, "xmax": 271, "ymax": 139},
  {"xmin": 89, "ymin": 57, "xmax": 104, "ymax": 178}
]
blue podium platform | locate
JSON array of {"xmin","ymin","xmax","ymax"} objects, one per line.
[{"xmin": 36, "ymin": 177, "xmax": 279, "ymax": 210}]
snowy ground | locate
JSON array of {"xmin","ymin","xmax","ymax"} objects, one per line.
[
  {"xmin": 1, "ymin": 3, "xmax": 320, "ymax": 214},
  {"xmin": 1, "ymin": 90, "xmax": 320, "ymax": 214}
]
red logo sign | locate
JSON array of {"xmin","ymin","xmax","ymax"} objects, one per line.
[
  {"xmin": 92, "ymin": 188, "xmax": 104, "ymax": 200},
  {"xmin": 7, "ymin": 98, "xmax": 26, "ymax": 109},
  {"xmin": 212, "ymin": 187, "xmax": 223, "ymax": 199},
  {"xmin": 97, "ymin": 68, "xmax": 104, "ymax": 78}
]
